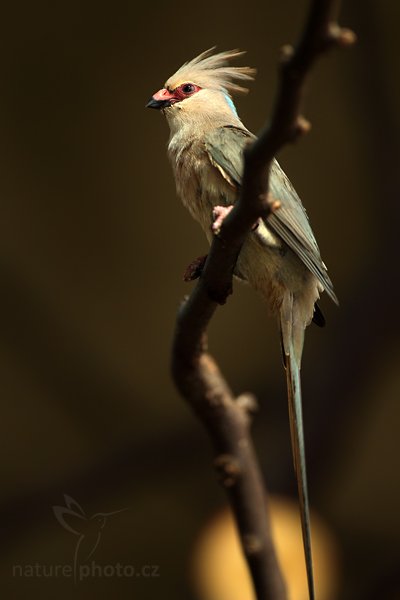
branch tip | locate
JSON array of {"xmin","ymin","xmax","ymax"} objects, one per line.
[
  {"xmin": 280, "ymin": 44, "xmax": 294, "ymax": 63},
  {"xmin": 236, "ymin": 393, "xmax": 259, "ymax": 415},
  {"xmin": 243, "ymin": 534, "xmax": 263, "ymax": 556},
  {"xmin": 337, "ymin": 27, "xmax": 357, "ymax": 47},
  {"xmin": 296, "ymin": 115, "xmax": 312, "ymax": 136},
  {"xmin": 214, "ymin": 454, "xmax": 241, "ymax": 487},
  {"xmin": 327, "ymin": 23, "xmax": 357, "ymax": 48}
]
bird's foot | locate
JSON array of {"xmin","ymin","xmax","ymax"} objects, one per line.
[
  {"xmin": 212, "ymin": 205, "xmax": 234, "ymax": 234},
  {"xmin": 212, "ymin": 205, "xmax": 260, "ymax": 234},
  {"xmin": 183, "ymin": 254, "xmax": 208, "ymax": 282}
]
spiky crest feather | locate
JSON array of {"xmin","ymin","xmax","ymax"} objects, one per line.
[{"xmin": 165, "ymin": 48, "xmax": 256, "ymax": 95}]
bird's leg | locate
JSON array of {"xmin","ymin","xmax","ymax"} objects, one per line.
[
  {"xmin": 183, "ymin": 202, "xmax": 258, "ymax": 282},
  {"xmin": 183, "ymin": 254, "xmax": 208, "ymax": 281},
  {"xmin": 212, "ymin": 205, "xmax": 260, "ymax": 235}
]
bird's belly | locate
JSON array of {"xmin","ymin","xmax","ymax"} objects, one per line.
[
  {"xmin": 237, "ymin": 234, "xmax": 320, "ymax": 321},
  {"xmin": 236, "ymin": 235, "xmax": 288, "ymax": 313}
]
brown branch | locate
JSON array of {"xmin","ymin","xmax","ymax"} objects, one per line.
[{"xmin": 171, "ymin": 2, "xmax": 355, "ymax": 599}]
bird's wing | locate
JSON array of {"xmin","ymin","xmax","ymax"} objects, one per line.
[
  {"xmin": 204, "ymin": 124, "xmax": 252, "ymax": 187},
  {"xmin": 204, "ymin": 125, "xmax": 338, "ymax": 304}
]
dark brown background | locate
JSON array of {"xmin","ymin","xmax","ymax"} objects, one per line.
[{"xmin": 0, "ymin": 1, "xmax": 399, "ymax": 598}]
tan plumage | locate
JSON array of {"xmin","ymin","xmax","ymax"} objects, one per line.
[{"xmin": 165, "ymin": 47, "xmax": 256, "ymax": 95}]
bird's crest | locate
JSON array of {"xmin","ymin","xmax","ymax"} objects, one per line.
[{"xmin": 165, "ymin": 48, "xmax": 256, "ymax": 95}]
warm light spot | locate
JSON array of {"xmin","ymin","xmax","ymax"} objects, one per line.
[{"xmin": 191, "ymin": 495, "xmax": 340, "ymax": 600}]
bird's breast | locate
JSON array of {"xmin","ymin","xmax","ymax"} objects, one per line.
[{"xmin": 169, "ymin": 140, "xmax": 233, "ymax": 234}]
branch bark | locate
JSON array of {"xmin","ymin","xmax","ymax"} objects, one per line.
[{"xmin": 171, "ymin": 2, "xmax": 355, "ymax": 599}]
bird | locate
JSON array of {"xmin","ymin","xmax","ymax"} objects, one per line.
[{"xmin": 146, "ymin": 48, "xmax": 338, "ymax": 600}]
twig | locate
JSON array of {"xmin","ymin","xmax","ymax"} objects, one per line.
[{"xmin": 171, "ymin": 1, "xmax": 355, "ymax": 599}]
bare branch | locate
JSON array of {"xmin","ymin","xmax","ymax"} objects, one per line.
[{"xmin": 171, "ymin": 1, "xmax": 355, "ymax": 599}]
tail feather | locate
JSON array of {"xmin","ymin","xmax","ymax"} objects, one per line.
[{"xmin": 280, "ymin": 292, "xmax": 315, "ymax": 600}]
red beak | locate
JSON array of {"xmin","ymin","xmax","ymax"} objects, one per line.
[{"xmin": 146, "ymin": 88, "xmax": 176, "ymax": 109}]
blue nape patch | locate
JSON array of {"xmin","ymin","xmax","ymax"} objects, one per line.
[{"xmin": 224, "ymin": 94, "xmax": 238, "ymax": 117}]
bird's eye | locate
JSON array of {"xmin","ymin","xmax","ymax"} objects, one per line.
[
  {"xmin": 182, "ymin": 83, "xmax": 195, "ymax": 94},
  {"xmin": 173, "ymin": 83, "xmax": 200, "ymax": 101}
]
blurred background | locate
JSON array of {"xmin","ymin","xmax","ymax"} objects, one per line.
[{"xmin": 0, "ymin": 0, "xmax": 399, "ymax": 598}]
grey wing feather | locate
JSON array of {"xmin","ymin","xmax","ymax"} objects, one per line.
[
  {"xmin": 204, "ymin": 125, "xmax": 253, "ymax": 187},
  {"xmin": 268, "ymin": 162, "xmax": 338, "ymax": 304},
  {"xmin": 204, "ymin": 126, "xmax": 338, "ymax": 304}
]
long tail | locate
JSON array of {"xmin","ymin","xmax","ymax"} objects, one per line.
[{"xmin": 280, "ymin": 291, "xmax": 315, "ymax": 600}]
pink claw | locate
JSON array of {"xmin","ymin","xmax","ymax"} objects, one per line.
[
  {"xmin": 212, "ymin": 205, "xmax": 234, "ymax": 234},
  {"xmin": 212, "ymin": 205, "xmax": 260, "ymax": 233}
]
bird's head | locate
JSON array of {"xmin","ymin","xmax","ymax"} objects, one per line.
[{"xmin": 146, "ymin": 48, "xmax": 256, "ymax": 135}]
